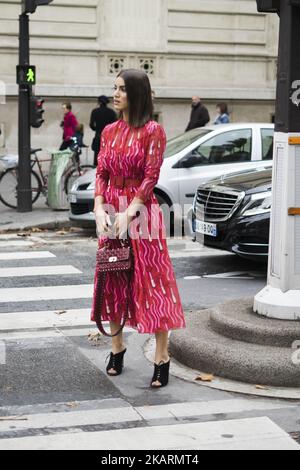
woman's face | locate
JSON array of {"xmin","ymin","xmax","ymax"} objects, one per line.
[{"xmin": 113, "ymin": 77, "xmax": 128, "ymax": 113}]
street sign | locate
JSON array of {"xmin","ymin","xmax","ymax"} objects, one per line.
[{"xmin": 17, "ymin": 65, "xmax": 36, "ymax": 86}]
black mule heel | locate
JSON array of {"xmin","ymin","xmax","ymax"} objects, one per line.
[
  {"xmin": 106, "ymin": 348, "xmax": 127, "ymax": 376},
  {"xmin": 151, "ymin": 360, "xmax": 170, "ymax": 388}
]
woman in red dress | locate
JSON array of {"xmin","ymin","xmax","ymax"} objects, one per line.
[{"xmin": 91, "ymin": 69, "xmax": 186, "ymax": 388}]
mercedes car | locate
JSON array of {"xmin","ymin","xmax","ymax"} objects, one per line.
[{"xmin": 190, "ymin": 165, "xmax": 272, "ymax": 262}]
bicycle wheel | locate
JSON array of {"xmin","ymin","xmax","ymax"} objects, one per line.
[
  {"xmin": 0, "ymin": 168, "xmax": 42, "ymax": 209},
  {"xmin": 64, "ymin": 165, "xmax": 94, "ymax": 195}
]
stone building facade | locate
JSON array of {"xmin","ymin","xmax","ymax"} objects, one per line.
[{"xmin": 0, "ymin": 0, "xmax": 279, "ymax": 156}]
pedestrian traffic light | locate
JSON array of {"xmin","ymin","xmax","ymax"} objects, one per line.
[
  {"xmin": 17, "ymin": 65, "xmax": 36, "ymax": 86},
  {"xmin": 22, "ymin": 0, "xmax": 53, "ymax": 15},
  {"xmin": 30, "ymin": 95, "xmax": 45, "ymax": 128},
  {"xmin": 256, "ymin": 0, "xmax": 280, "ymax": 12}
]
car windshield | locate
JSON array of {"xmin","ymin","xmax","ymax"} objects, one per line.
[{"xmin": 164, "ymin": 128, "xmax": 213, "ymax": 158}]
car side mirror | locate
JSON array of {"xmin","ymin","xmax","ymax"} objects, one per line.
[{"xmin": 181, "ymin": 155, "xmax": 199, "ymax": 168}]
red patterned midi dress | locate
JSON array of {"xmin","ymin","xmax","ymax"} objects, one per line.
[{"xmin": 91, "ymin": 119, "xmax": 186, "ymax": 334}]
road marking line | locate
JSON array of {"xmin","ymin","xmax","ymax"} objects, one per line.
[
  {"xmin": 203, "ymin": 271, "xmax": 265, "ymax": 279},
  {"xmin": 0, "ymin": 284, "xmax": 93, "ymax": 303},
  {"xmin": 0, "ymin": 399, "xmax": 294, "ymax": 434},
  {"xmin": 0, "ymin": 406, "xmax": 142, "ymax": 433},
  {"xmin": 0, "ymin": 417, "xmax": 297, "ymax": 450},
  {"xmin": 136, "ymin": 399, "xmax": 295, "ymax": 421},
  {"xmin": 0, "ymin": 251, "xmax": 56, "ymax": 261},
  {"xmin": 0, "ymin": 309, "xmax": 91, "ymax": 333},
  {"xmin": 184, "ymin": 276, "xmax": 201, "ymax": 280},
  {"xmin": 0, "ymin": 241, "xmax": 34, "ymax": 248},
  {"xmin": 0, "ymin": 310, "xmax": 134, "ymax": 336},
  {"xmin": 0, "ymin": 265, "xmax": 82, "ymax": 278},
  {"xmin": 170, "ymin": 251, "xmax": 231, "ymax": 259},
  {"xmin": 0, "ymin": 340, "xmax": 5, "ymax": 364}
]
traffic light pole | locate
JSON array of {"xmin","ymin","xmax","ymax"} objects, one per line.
[
  {"xmin": 254, "ymin": 0, "xmax": 300, "ymax": 319},
  {"xmin": 18, "ymin": 12, "xmax": 32, "ymax": 212}
]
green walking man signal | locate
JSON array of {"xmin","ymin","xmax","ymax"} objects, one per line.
[{"xmin": 17, "ymin": 65, "xmax": 36, "ymax": 86}]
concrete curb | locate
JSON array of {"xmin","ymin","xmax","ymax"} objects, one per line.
[
  {"xmin": 0, "ymin": 215, "xmax": 72, "ymax": 234},
  {"xmin": 211, "ymin": 298, "xmax": 300, "ymax": 347},
  {"xmin": 144, "ymin": 338, "xmax": 300, "ymax": 400},
  {"xmin": 169, "ymin": 300, "xmax": 300, "ymax": 388}
]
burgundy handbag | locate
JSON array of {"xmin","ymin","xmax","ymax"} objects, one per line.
[{"xmin": 94, "ymin": 238, "xmax": 133, "ymax": 337}]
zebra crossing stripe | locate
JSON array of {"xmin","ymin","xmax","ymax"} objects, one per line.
[
  {"xmin": 0, "ymin": 285, "xmax": 93, "ymax": 303},
  {"xmin": 0, "ymin": 241, "xmax": 34, "ymax": 248},
  {"xmin": 0, "ymin": 399, "xmax": 295, "ymax": 434},
  {"xmin": 0, "ymin": 340, "xmax": 5, "ymax": 364},
  {"xmin": 0, "ymin": 265, "xmax": 82, "ymax": 278},
  {"xmin": 0, "ymin": 417, "xmax": 297, "ymax": 450},
  {"xmin": 0, "ymin": 309, "xmax": 91, "ymax": 332},
  {"xmin": 0, "ymin": 251, "xmax": 56, "ymax": 261}
]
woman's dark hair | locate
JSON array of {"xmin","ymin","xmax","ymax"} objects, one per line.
[
  {"xmin": 117, "ymin": 69, "xmax": 153, "ymax": 128},
  {"xmin": 63, "ymin": 102, "xmax": 72, "ymax": 111},
  {"xmin": 217, "ymin": 102, "xmax": 229, "ymax": 115}
]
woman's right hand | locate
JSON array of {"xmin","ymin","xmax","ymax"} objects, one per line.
[{"xmin": 95, "ymin": 208, "xmax": 112, "ymax": 237}]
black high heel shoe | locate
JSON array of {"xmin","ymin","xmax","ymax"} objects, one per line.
[
  {"xmin": 106, "ymin": 348, "xmax": 127, "ymax": 376},
  {"xmin": 151, "ymin": 360, "xmax": 170, "ymax": 388}
]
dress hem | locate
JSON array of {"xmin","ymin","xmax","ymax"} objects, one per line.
[{"xmin": 91, "ymin": 319, "xmax": 186, "ymax": 335}]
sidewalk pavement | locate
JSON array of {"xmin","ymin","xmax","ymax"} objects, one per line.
[{"xmin": 0, "ymin": 198, "xmax": 72, "ymax": 234}]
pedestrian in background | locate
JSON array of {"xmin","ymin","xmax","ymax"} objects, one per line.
[
  {"xmin": 90, "ymin": 96, "xmax": 117, "ymax": 167},
  {"xmin": 185, "ymin": 96, "xmax": 210, "ymax": 132},
  {"xmin": 60, "ymin": 102, "xmax": 78, "ymax": 151},
  {"xmin": 214, "ymin": 102, "xmax": 230, "ymax": 125}
]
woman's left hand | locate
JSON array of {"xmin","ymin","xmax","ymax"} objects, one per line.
[{"xmin": 114, "ymin": 211, "xmax": 132, "ymax": 239}]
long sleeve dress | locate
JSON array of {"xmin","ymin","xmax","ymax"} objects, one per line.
[{"xmin": 91, "ymin": 119, "xmax": 186, "ymax": 334}]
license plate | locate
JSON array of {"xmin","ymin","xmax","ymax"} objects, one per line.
[
  {"xmin": 195, "ymin": 220, "xmax": 218, "ymax": 237},
  {"xmin": 68, "ymin": 194, "xmax": 77, "ymax": 204}
]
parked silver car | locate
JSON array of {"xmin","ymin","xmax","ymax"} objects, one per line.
[{"xmin": 68, "ymin": 123, "xmax": 274, "ymax": 229}]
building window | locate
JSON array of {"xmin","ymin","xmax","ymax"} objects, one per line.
[
  {"xmin": 139, "ymin": 58, "xmax": 155, "ymax": 75},
  {"xmin": 109, "ymin": 58, "xmax": 125, "ymax": 75}
]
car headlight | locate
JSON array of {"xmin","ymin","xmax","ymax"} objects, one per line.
[
  {"xmin": 71, "ymin": 182, "xmax": 78, "ymax": 192},
  {"xmin": 87, "ymin": 181, "xmax": 95, "ymax": 191},
  {"xmin": 241, "ymin": 191, "xmax": 272, "ymax": 217}
]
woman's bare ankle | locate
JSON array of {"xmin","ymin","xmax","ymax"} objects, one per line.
[
  {"xmin": 112, "ymin": 344, "xmax": 126, "ymax": 355},
  {"xmin": 155, "ymin": 354, "xmax": 170, "ymax": 365}
]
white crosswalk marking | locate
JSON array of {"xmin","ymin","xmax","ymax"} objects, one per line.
[
  {"xmin": 0, "ymin": 240, "xmax": 34, "ymax": 248},
  {"xmin": 0, "ymin": 415, "xmax": 297, "ymax": 450},
  {"xmin": 0, "ymin": 265, "xmax": 82, "ymax": 278},
  {"xmin": 0, "ymin": 284, "xmax": 93, "ymax": 303},
  {"xmin": 0, "ymin": 340, "xmax": 5, "ymax": 364},
  {"xmin": 0, "ymin": 309, "xmax": 91, "ymax": 332},
  {"xmin": 0, "ymin": 399, "xmax": 295, "ymax": 434},
  {"xmin": 0, "ymin": 251, "xmax": 56, "ymax": 261}
]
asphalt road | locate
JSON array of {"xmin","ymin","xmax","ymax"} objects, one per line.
[{"xmin": 0, "ymin": 230, "xmax": 299, "ymax": 450}]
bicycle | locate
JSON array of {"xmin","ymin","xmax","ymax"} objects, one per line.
[
  {"xmin": 0, "ymin": 141, "xmax": 94, "ymax": 209},
  {"xmin": 63, "ymin": 137, "xmax": 94, "ymax": 194}
]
